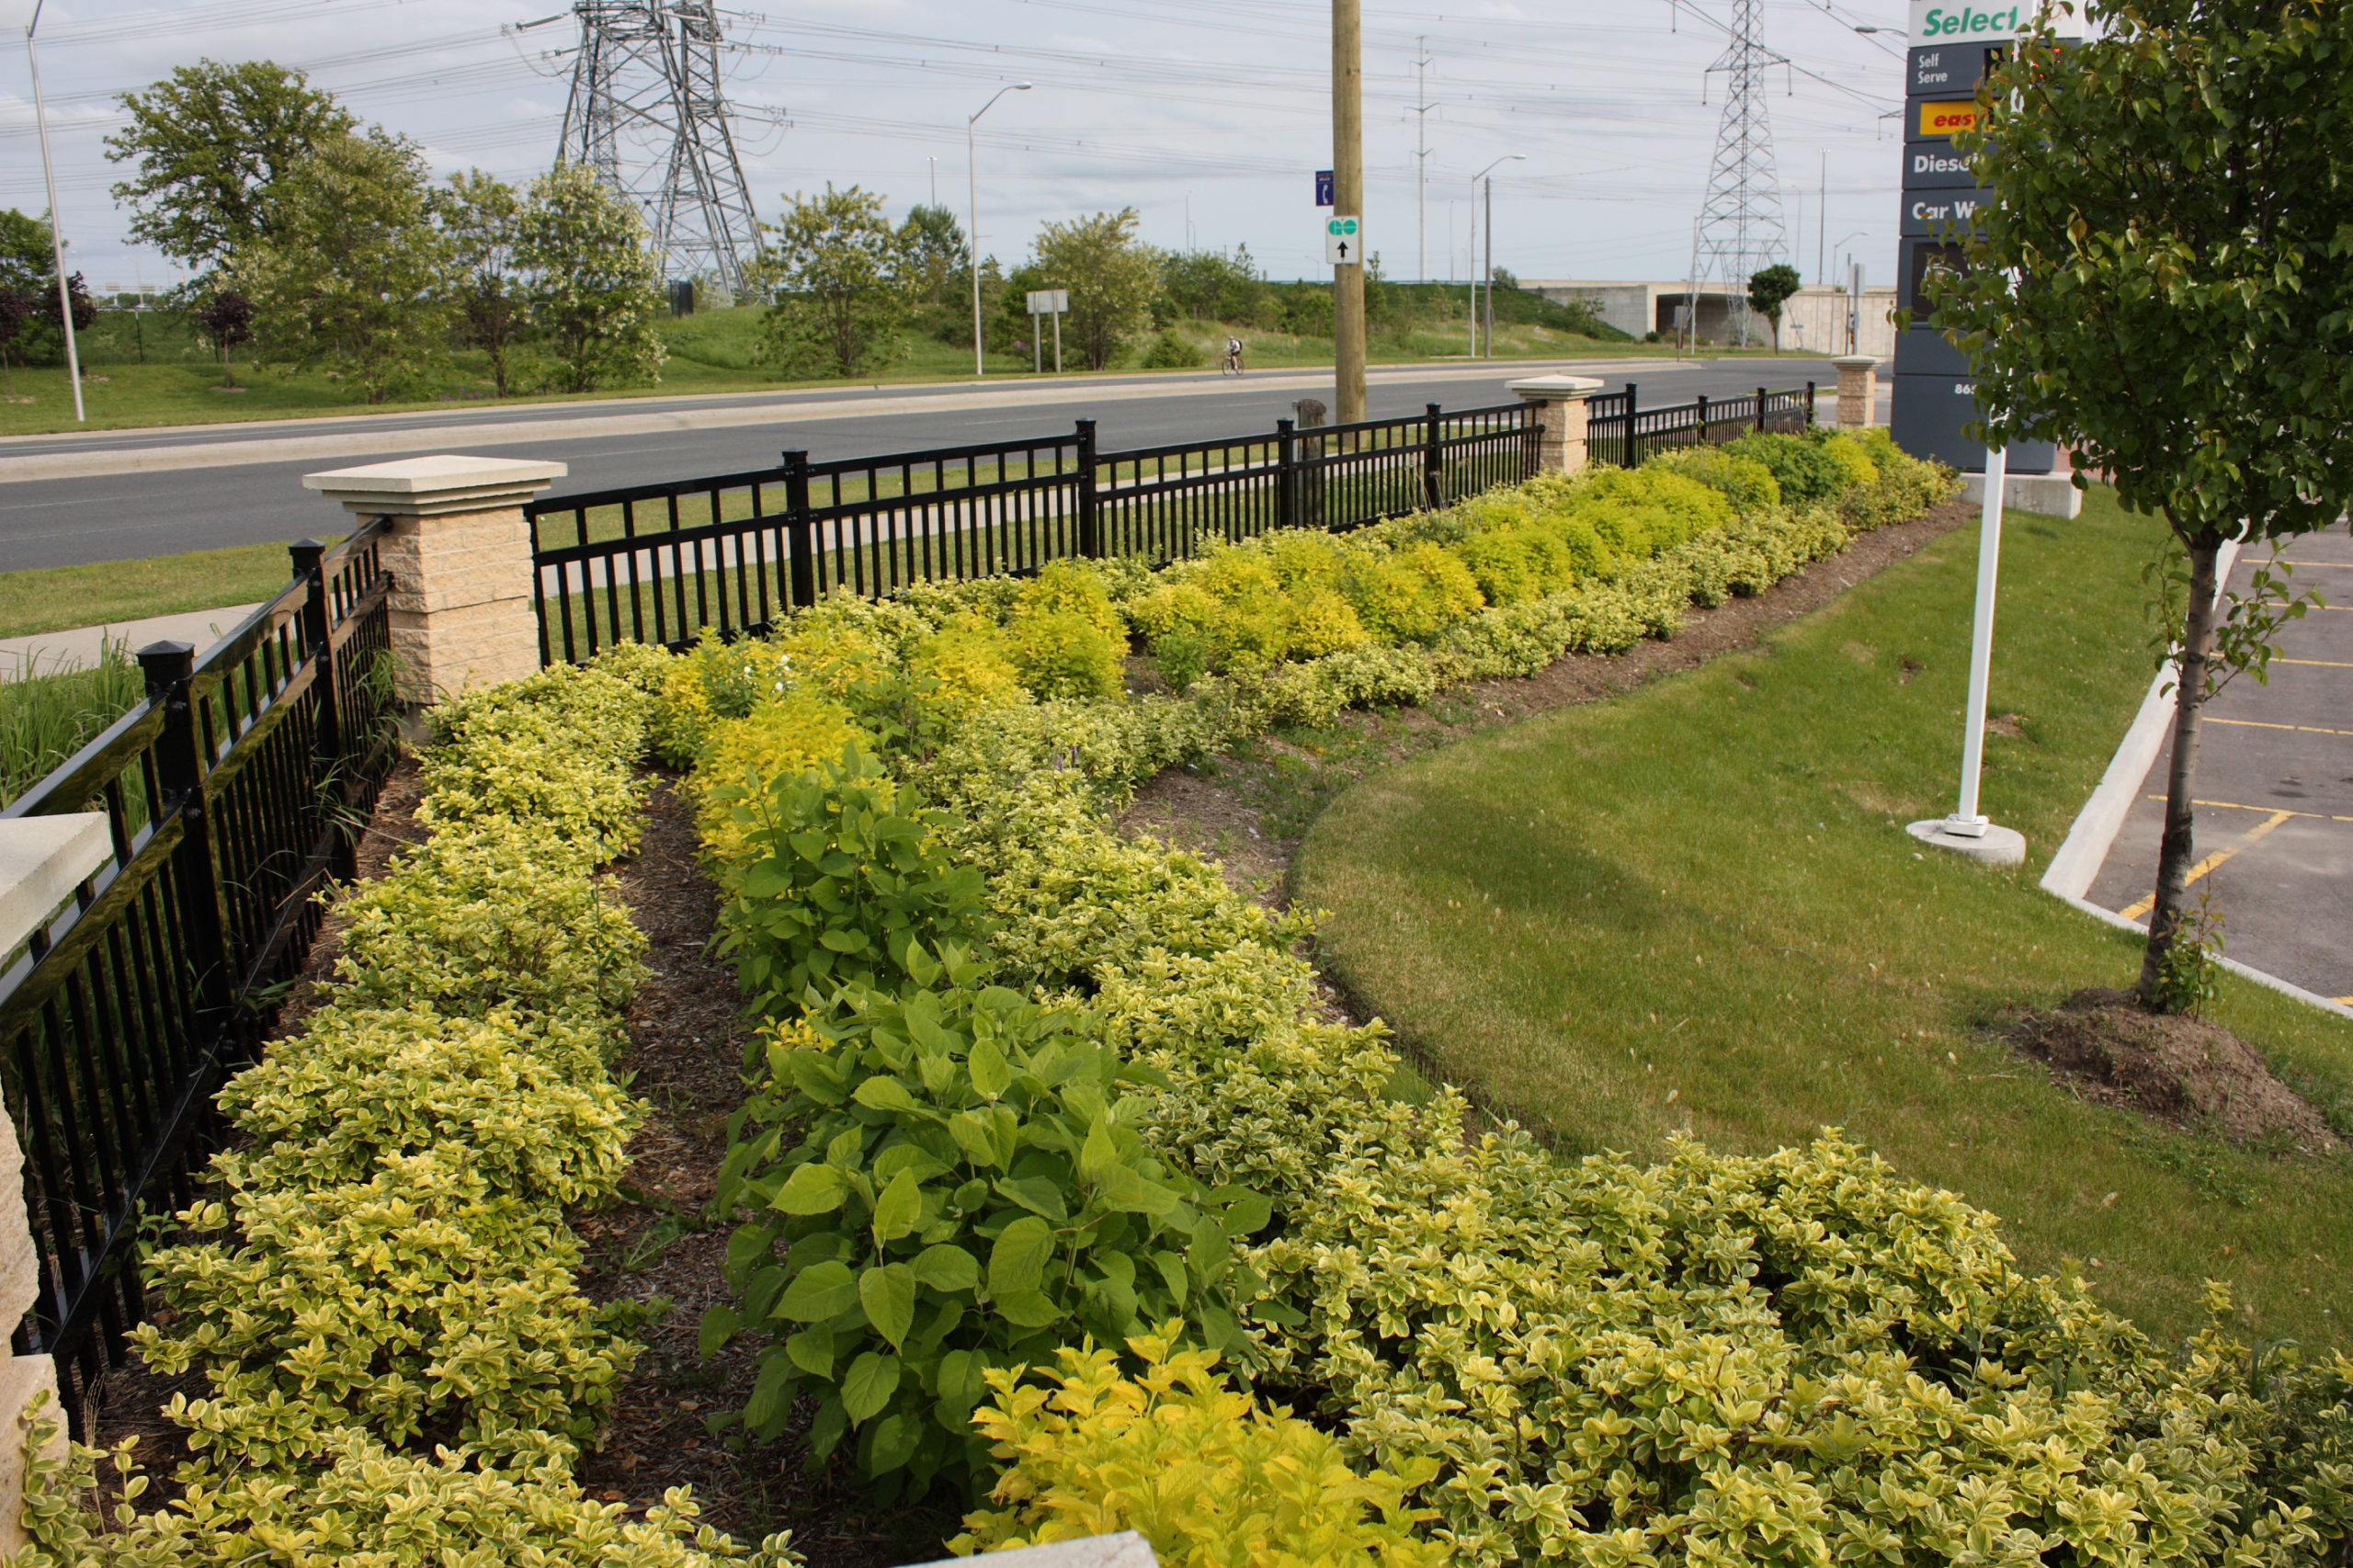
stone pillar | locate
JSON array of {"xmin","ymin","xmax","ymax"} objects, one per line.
[
  {"xmin": 0, "ymin": 815, "xmax": 108, "ymax": 1551},
  {"xmin": 1831, "ymin": 355, "xmax": 1879, "ymax": 429},
  {"xmin": 1506, "ymin": 375, "xmax": 1605, "ymax": 474},
  {"xmin": 301, "ymin": 456, "xmax": 566, "ymax": 704}
]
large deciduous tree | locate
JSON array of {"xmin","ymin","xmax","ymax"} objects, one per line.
[
  {"xmin": 1746, "ymin": 264, "xmax": 1802, "ymax": 351},
  {"xmin": 105, "ymin": 60, "xmax": 356, "ymax": 273},
  {"xmin": 514, "ymin": 164, "xmax": 666, "ymax": 394},
  {"xmin": 441, "ymin": 170, "xmax": 529, "ymax": 396},
  {"xmin": 1932, "ymin": 0, "xmax": 2353, "ymax": 1008},
  {"xmin": 1031, "ymin": 209, "xmax": 1157, "ymax": 370},
  {"xmin": 228, "ymin": 132, "xmax": 453, "ymax": 403},
  {"xmin": 757, "ymin": 184, "xmax": 914, "ymax": 379}
]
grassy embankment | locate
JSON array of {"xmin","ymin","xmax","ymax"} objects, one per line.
[
  {"xmin": 1294, "ymin": 484, "xmax": 2353, "ymax": 1347},
  {"xmin": 0, "ymin": 286, "xmax": 1781, "ymax": 439}
]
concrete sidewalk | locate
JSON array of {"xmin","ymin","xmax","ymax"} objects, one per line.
[
  {"xmin": 0, "ymin": 603, "xmax": 262, "ymax": 682},
  {"xmin": 2081, "ymin": 524, "xmax": 2353, "ymax": 1003}
]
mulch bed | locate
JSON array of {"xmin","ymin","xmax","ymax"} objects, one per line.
[{"xmin": 2010, "ymin": 987, "xmax": 2343, "ymax": 1153}]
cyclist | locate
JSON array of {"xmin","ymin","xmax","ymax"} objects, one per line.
[{"xmin": 1222, "ymin": 335, "xmax": 1245, "ymax": 375}]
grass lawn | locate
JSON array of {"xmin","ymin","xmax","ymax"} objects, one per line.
[
  {"xmin": 0, "ymin": 541, "xmax": 312, "ymax": 642},
  {"xmin": 1294, "ymin": 483, "xmax": 2353, "ymax": 1348},
  {"xmin": 0, "ymin": 303, "xmax": 1784, "ymax": 439}
]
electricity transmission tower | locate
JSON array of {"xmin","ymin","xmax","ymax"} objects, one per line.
[
  {"xmin": 558, "ymin": 0, "xmax": 761, "ymax": 297},
  {"xmin": 1684, "ymin": 0, "xmax": 1790, "ymax": 347}
]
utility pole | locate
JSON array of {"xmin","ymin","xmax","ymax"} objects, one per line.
[
  {"xmin": 1684, "ymin": 0, "xmax": 1790, "ymax": 347},
  {"xmin": 1412, "ymin": 37, "xmax": 1433, "ymax": 283},
  {"xmin": 1332, "ymin": 0, "xmax": 1365, "ymax": 423},
  {"xmin": 25, "ymin": 0, "xmax": 84, "ymax": 424},
  {"xmin": 1470, "ymin": 155, "xmax": 1522, "ymax": 357}
]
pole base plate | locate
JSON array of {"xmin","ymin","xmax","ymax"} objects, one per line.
[{"xmin": 1906, "ymin": 819, "xmax": 2026, "ymax": 867}]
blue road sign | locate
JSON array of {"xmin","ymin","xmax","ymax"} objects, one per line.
[{"xmin": 1315, "ymin": 169, "xmax": 1334, "ymax": 207}]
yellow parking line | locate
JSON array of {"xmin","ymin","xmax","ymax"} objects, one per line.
[
  {"xmin": 2119, "ymin": 809, "xmax": 2295, "ymax": 919},
  {"xmin": 2206, "ymin": 716, "xmax": 2353, "ymax": 738},
  {"xmin": 2144, "ymin": 794, "xmax": 2353, "ymax": 824}
]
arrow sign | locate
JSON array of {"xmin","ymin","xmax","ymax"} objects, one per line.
[{"xmin": 1324, "ymin": 214, "xmax": 1361, "ymax": 266}]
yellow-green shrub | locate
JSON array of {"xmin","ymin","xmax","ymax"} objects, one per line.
[
  {"xmin": 1016, "ymin": 560, "xmax": 1127, "ymax": 648},
  {"xmin": 1266, "ymin": 531, "xmax": 1345, "ymax": 591},
  {"xmin": 1820, "ymin": 430, "xmax": 1881, "ymax": 488},
  {"xmin": 1340, "ymin": 544, "xmax": 1483, "ymax": 643},
  {"xmin": 1126, "ymin": 582, "xmax": 1221, "ymax": 642},
  {"xmin": 953, "ymin": 1329, "xmax": 1445, "ymax": 1568},
  {"xmin": 693, "ymin": 693, "xmax": 870, "ymax": 866},
  {"xmin": 1283, "ymin": 590, "xmax": 1371, "ymax": 657},
  {"xmin": 1005, "ymin": 610, "xmax": 1126, "ymax": 700},
  {"xmin": 908, "ymin": 615, "xmax": 1029, "ymax": 717},
  {"xmin": 1647, "ymin": 444, "xmax": 1783, "ymax": 511}
]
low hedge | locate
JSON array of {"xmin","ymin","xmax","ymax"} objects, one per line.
[
  {"xmin": 8, "ymin": 663, "xmax": 802, "ymax": 1567},
  {"xmin": 662, "ymin": 441, "xmax": 2353, "ymax": 1568}
]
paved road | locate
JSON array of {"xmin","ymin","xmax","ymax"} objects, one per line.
[
  {"xmin": 0, "ymin": 358, "xmax": 1844, "ymax": 571},
  {"xmin": 2087, "ymin": 524, "xmax": 2353, "ymax": 1001}
]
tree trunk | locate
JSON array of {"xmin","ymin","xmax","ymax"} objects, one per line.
[{"xmin": 2137, "ymin": 530, "xmax": 2220, "ymax": 1007}]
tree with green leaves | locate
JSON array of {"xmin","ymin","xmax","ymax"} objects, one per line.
[
  {"xmin": 899, "ymin": 202, "xmax": 968, "ymax": 308},
  {"xmin": 441, "ymin": 170, "xmax": 529, "ymax": 396},
  {"xmin": 229, "ymin": 132, "xmax": 453, "ymax": 403},
  {"xmin": 1031, "ymin": 209, "xmax": 1158, "ymax": 370},
  {"xmin": 105, "ymin": 60, "xmax": 355, "ymax": 273},
  {"xmin": 514, "ymin": 164, "xmax": 666, "ymax": 394},
  {"xmin": 1932, "ymin": 0, "xmax": 2353, "ymax": 1009},
  {"xmin": 190, "ymin": 290, "xmax": 256, "ymax": 388},
  {"xmin": 1746, "ymin": 264, "xmax": 1802, "ymax": 351},
  {"xmin": 756, "ymin": 184, "xmax": 913, "ymax": 379}
]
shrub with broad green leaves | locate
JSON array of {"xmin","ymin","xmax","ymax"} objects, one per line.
[
  {"xmin": 690, "ymin": 693, "xmax": 870, "ymax": 868},
  {"xmin": 708, "ymin": 978, "xmax": 1268, "ymax": 1499},
  {"xmin": 1647, "ymin": 444, "xmax": 1783, "ymax": 510},
  {"xmin": 1724, "ymin": 429, "xmax": 1856, "ymax": 503},
  {"xmin": 952, "ymin": 1328, "xmax": 1446, "ymax": 1568}
]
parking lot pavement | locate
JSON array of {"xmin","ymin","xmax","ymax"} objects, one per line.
[{"xmin": 2086, "ymin": 523, "xmax": 2353, "ymax": 1000}]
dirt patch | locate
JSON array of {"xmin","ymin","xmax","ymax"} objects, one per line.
[
  {"xmin": 2011, "ymin": 988, "xmax": 2344, "ymax": 1153},
  {"xmin": 1121, "ymin": 494, "xmax": 1976, "ymax": 903}
]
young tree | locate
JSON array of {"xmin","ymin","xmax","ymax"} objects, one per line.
[
  {"xmin": 189, "ymin": 290, "xmax": 256, "ymax": 388},
  {"xmin": 1746, "ymin": 264, "xmax": 1802, "ymax": 351},
  {"xmin": 1933, "ymin": 0, "xmax": 2353, "ymax": 1008},
  {"xmin": 757, "ymin": 184, "xmax": 913, "ymax": 379},
  {"xmin": 106, "ymin": 61, "xmax": 355, "ymax": 272},
  {"xmin": 0, "ymin": 210, "xmax": 92, "ymax": 373},
  {"xmin": 0, "ymin": 287, "xmax": 32, "ymax": 394},
  {"xmin": 514, "ymin": 164, "xmax": 666, "ymax": 393},
  {"xmin": 441, "ymin": 170, "xmax": 529, "ymax": 396},
  {"xmin": 1031, "ymin": 209, "xmax": 1158, "ymax": 369},
  {"xmin": 900, "ymin": 202, "xmax": 969, "ymax": 307},
  {"xmin": 230, "ymin": 132, "xmax": 453, "ymax": 403}
]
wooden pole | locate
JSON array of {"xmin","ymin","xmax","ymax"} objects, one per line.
[{"xmin": 1333, "ymin": 0, "xmax": 1366, "ymax": 424}]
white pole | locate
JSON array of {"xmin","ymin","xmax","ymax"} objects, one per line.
[
  {"xmin": 1949, "ymin": 442, "xmax": 2006, "ymax": 835},
  {"xmin": 966, "ymin": 83, "xmax": 1032, "ymax": 380},
  {"xmin": 26, "ymin": 0, "xmax": 85, "ymax": 425},
  {"xmin": 1051, "ymin": 306, "xmax": 1061, "ymax": 373}
]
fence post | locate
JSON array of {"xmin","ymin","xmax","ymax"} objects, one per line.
[
  {"xmin": 1506, "ymin": 375, "xmax": 1604, "ymax": 475},
  {"xmin": 1422, "ymin": 403, "xmax": 1444, "ymax": 509},
  {"xmin": 1074, "ymin": 419, "xmax": 1102, "ymax": 559},
  {"xmin": 1696, "ymin": 393, "xmax": 1710, "ymax": 448},
  {"xmin": 1804, "ymin": 381, "xmax": 1817, "ymax": 429},
  {"xmin": 781, "ymin": 449, "xmax": 816, "ymax": 608},
  {"xmin": 287, "ymin": 540, "xmax": 353, "ymax": 881},
  {"xmin": 1275, "ymin": 418, "xmax": 1298, "ymax": 533},
  {"xmin": 1625, "ymin": 381, "xmax": 1641, "ymax": 466},
  {"xmin": 1831, "ymin": 356, "xmax": 1878, "ymax": 428},
  {"xmin": 136, "ymin": 642, "xmax": 232, "ymax": 1021},
  {"xmin": 1755, "ymin": 388, "xmax": 1768, "ymax": 434}
]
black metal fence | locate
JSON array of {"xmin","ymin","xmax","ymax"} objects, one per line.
[
  {"xmin": 0, "ymin": 526, "xmax": 401, "ymax": 1432},
  {"xmin": 1585, "ymin": 381, "xmax": 1815, "ymax": 469},
  {"xmin": 528, "ymin": 401, "xmax": 1542, "ymax": 661}
]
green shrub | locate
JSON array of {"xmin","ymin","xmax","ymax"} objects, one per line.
[
  {"xmin": 709, "ymin": 979, "xmax": 1267, "ymax": 1499},
  {"xmin": 1724, "ymin": 430, "xmax": 1854, "ymax": 503},
  {"xmin": 1005, "ymin": 610, "xmax": 1126, "ymax": 700},
  {"xmin": 710, "ymin": 747, "xmax": 986, "ymax": 1020},
  {"xmin": 1817, "ymin": 429, "xmax": 1881, "ymax": 488},
  {"xmin": 953, "ymin": 1329, "xmax": 1445, "ymax": 1568},
  {"xmin": 134, "ymin": 1153, "xmax": 639, "ymax": 1471},
  {"xmin": 691, "ymin": 693, "xmax": 870, "ymax": 868},
  {"xmin": 1646, "ymin": 444, "xmax": 1782, "ymax": 510}
]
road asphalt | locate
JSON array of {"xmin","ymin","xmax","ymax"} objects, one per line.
[
  {"xmin": 2086, "ymin": 523, "xmax": 2353, "ymax": 1002},
  {"xmin": 0, "ymin": 358, "xmax": 1846, "ymax": 572}
]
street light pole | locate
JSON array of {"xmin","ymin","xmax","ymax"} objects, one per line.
[
  {"xmin": 1470, "ymin": 155, "xmax": 1522, "ymax": 359},
  {"xmin": 967, "ymin": 82, "xmax": 1032, "ymax": 379},
  {"xmin": 25, "ymin": 0, "xmax": 85, "ymax": 424}
]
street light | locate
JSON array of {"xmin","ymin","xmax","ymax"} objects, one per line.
[
  {"xmin": 1470, "ymin": 153, "xmax": 1523, "ymax": 358},
  {"xmin": 1853, "ymin": 24, "xmax": 1906, "ymax": 32},
  {"xmin": 24, "ymin": 0, "xmax": 85, "ymax": 423},
  {"xmin": 967, "ymin": 82, "xmax": 1032, "ymax": 379}
]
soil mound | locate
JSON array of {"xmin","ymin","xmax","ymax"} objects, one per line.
[{"xmin": 2012, "ymin": 988, "xmax": 2342, "ymax": 1153}]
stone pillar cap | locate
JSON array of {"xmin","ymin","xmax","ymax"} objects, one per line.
[
  {"xmin": 1, "ymin": 812, "xmax": 110, "ymax": 960},
  {"xmin": 302, "ymin": 454, "xmax": 567, "ymax": 517},
  {"xmin": 1506, "ymin": 374, "xmax": 1606, "ymax": 402},
  {"xmin": 1830, "ymin": 354, "xmax": 1881, "ymax": 369}
]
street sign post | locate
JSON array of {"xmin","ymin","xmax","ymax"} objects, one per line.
[
  {"xmin": 1314, "ymin": 169, "xmax": 1335, "ymax": 207},
  {"xmin": 1324, "ymin": 215, "xmax": 1361, "ymax": 266},
  {"xmin": 1026, "ymin": 289, "xmax": 1070, "ymax": 373}
]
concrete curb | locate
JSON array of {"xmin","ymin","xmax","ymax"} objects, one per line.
[
  {"xmin": 0, "ymin": 358, "xmax": 1704, "ymax": 485},
  {"xmin": 2035, "ymin": 537, "xmax": 2353, "ymax": 1020}
]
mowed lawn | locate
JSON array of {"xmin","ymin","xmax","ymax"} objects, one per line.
[{"xmin": 1296, "ymin": 485, "xmax": 2353, "ymax": 1346}]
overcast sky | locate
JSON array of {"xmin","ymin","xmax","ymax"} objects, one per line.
[{"xmin": 0, "ymin": 0, "xmax": 1916, "ymax": 296}]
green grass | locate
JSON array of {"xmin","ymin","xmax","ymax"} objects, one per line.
[
  {"xmin": 0, "ymin": 304, "xmax": 1790, "ymax": 438},
  {"xmin": 0, "ymin": 541, "xmax": 311, "ymax": 641},
  {"xmin": 1293, "ymin": 483, "xmax": 2353, "ymax": 1347},
  {"xmin": 1, "ymin": 640, "xmax": 146, "ymax": 805}
]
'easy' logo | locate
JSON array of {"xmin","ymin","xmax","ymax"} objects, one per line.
[{"xmin": 1917, "ymin": 99, "xmax": 1981, "ymax": 136}]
